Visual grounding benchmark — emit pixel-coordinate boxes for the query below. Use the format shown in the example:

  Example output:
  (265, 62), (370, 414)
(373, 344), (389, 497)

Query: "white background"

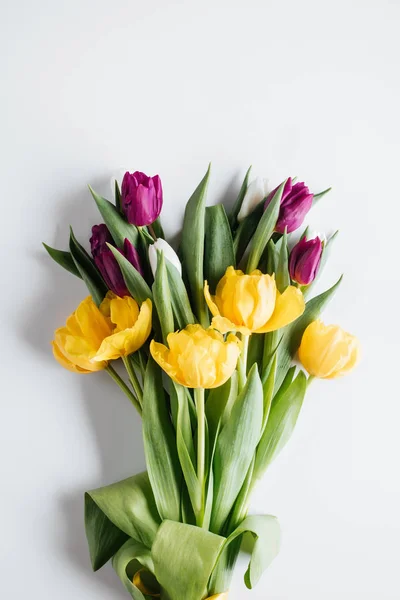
(1, 1), (399, 598)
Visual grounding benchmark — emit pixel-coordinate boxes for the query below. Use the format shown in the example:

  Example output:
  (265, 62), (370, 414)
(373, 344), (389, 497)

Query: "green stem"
(122, 356), (144, 407)
(106, 365), (142, 416)
(238, 334), (250, 391)
(194, 387), (205, 527)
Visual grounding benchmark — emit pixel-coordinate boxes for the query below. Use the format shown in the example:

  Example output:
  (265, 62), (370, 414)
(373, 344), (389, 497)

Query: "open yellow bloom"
(52, 296), (113, 373)
(150, 324), (241, 389)
(299, 320), (360, 379)
(92, 293), (152, 362)
(204, 266), (305, 334)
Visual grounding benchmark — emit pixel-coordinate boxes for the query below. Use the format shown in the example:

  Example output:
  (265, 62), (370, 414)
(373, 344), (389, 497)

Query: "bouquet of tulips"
(44, 166), (360, 600)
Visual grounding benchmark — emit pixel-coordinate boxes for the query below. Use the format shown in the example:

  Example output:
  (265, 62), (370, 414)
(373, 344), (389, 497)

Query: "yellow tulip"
(150, 324), (241, 389)
(52, 296), (113, 373)
(92, 293), (152, 362)
(204, 266), (305, 335)
(298, 320), (360, 379)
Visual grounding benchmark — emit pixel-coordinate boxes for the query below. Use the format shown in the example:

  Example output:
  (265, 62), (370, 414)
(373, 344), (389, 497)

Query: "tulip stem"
(122, 356), (144, 407)
(106, 365), (142, 416)
(194, 387), (205, 527)
(238, 334), (250, 390)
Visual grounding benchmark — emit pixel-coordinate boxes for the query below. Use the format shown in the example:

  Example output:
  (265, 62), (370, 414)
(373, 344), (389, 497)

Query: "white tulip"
(149, 238), (182, 277)
(237, 177), (270, 223)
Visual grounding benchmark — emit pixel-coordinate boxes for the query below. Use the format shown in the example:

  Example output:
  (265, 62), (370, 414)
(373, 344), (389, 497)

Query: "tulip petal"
(52, 341), (92, 373)
(204, 281), (221, 318)
(93, 299), (152, 361)
(255, 286), (305, 333)
(109, 295), (140, 332)
(211, 316), (251, 335)
(150, 340), (183, 384)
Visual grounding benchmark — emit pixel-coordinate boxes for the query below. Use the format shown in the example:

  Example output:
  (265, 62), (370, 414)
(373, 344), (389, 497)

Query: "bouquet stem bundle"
(44, 166), (359, 599)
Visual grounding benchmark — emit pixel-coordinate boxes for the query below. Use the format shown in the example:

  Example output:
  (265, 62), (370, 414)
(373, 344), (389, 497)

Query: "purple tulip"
(289, 235), (323, 285)
(265, 177), (313, 233)
(90, 224), (143, 297)
(121, 171), (163, 226)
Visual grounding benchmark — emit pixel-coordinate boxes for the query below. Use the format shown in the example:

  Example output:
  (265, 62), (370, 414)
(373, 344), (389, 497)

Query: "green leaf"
(85, 472), (161, 571)
(152, 520), (225, 600)
(275, 275), (343, 390)
(246, 180), (286, 273)
(206, 372), (238, 446)
(204, 204), (235, 292)
(166, 260), (196, 328)
(143, 358), (182, 522)
(304, 230), (339, 298)
(108, 244), (153, 304)
(42, 243), (82, 279)
(265, 239), (279, 275)
(247, 331), (265, 373)
(254, 371), (307, 479)
(69, 227), (108, 306)
(152, 251), (174, 342)
(112, 538), (155, 600)
(180, 165), (211, 327)
(312, 186), (332, 206)
(151, 217), (165, 239)
(211, 365), (263, 533)
(261, 354), (277, 435)
(233, 203), (263, 265)
(89, 185), (139, 248)
(229, 165), (252, 229)
(114, 179), (122, 212)
(275, 230), (290, 292)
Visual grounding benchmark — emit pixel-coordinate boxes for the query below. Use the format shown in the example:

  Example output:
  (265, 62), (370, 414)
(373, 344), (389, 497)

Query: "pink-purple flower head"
(265, 177), (313, 234)
(90, 224), (143, 297)
(121, 171), (163, 227)
(289, 234), (323, 286)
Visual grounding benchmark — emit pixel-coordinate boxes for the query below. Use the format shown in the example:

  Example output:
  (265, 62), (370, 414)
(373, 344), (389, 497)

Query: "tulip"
(265, 177), (313, 233)
(204, 266), (305, 335)
(149, 238), (182, 276)
(150, 324), (241, 389)
(298, 320), (360, 379)
(121, 171), (163, 226)
(289, 235), (323, 285)
(237, 177), (270, 222)
(52, 296), (113, 373)
(90, 224), (143, 297)
(92, 293), (152, 362)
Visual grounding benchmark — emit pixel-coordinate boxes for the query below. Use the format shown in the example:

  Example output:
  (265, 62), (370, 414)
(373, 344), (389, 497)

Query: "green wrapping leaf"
(42, 243), (82, 278)
(233, 203), (263, 264)
(89, 185), (139, 248)
(112, 538), (155, 600)
(204, 204), (235, 292)
(304, 230), (339, 298)
(206, 372), (238, 445)
(261, 354), (277, 435)
(275, 230), (290, 292)
(264, 239), (279, 276)
(312, 186), (332, 206)
(114, 179), (122, 212)
(166, 260), (196, 328)
(108, 244), (153, 304)
(229, 165), (252, 229)
(152, 520), (225, 600)
(69, 227), (108, 306)
(211, 365), (263, 534)
(247, 333), (265, 374)
(143, 358), (182, 522)
(180, 165), (211, 327)
(152, 251), (174, 342)
(151, 217), (165, 239)
(246, 180), (285, 273)
(254, 371), (307, 479)
(275, 275), (343, 389)
(85, 472), (161, 571)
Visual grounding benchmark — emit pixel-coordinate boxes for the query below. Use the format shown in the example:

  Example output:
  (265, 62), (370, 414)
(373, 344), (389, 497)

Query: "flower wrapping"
(44, 166), (359, 599)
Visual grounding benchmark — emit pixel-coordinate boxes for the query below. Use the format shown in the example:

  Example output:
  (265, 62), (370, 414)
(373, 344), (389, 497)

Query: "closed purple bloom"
(121, 171), (163, 226)
(289, 235), (323, 285)
(265, 177), (313, 233)
(90, 225), (143, 297)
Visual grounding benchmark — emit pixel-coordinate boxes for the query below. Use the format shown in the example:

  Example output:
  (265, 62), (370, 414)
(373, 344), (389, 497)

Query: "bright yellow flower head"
(52, 296), (113, 373)
(204, 266), (305, 335)
(150, 324), (241, 389)
(298, 320), (360, 379)
(92, 292), (152, 362)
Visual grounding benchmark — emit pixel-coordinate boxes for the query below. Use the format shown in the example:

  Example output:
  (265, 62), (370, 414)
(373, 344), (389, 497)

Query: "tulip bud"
(121, 171), (163, 226)
(149, 238), (182, 277)
(289, 235), (323, 285)
(265, 177), (313, 233)
(90, 225), (143, 297)
(237, 177), (270, 222)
